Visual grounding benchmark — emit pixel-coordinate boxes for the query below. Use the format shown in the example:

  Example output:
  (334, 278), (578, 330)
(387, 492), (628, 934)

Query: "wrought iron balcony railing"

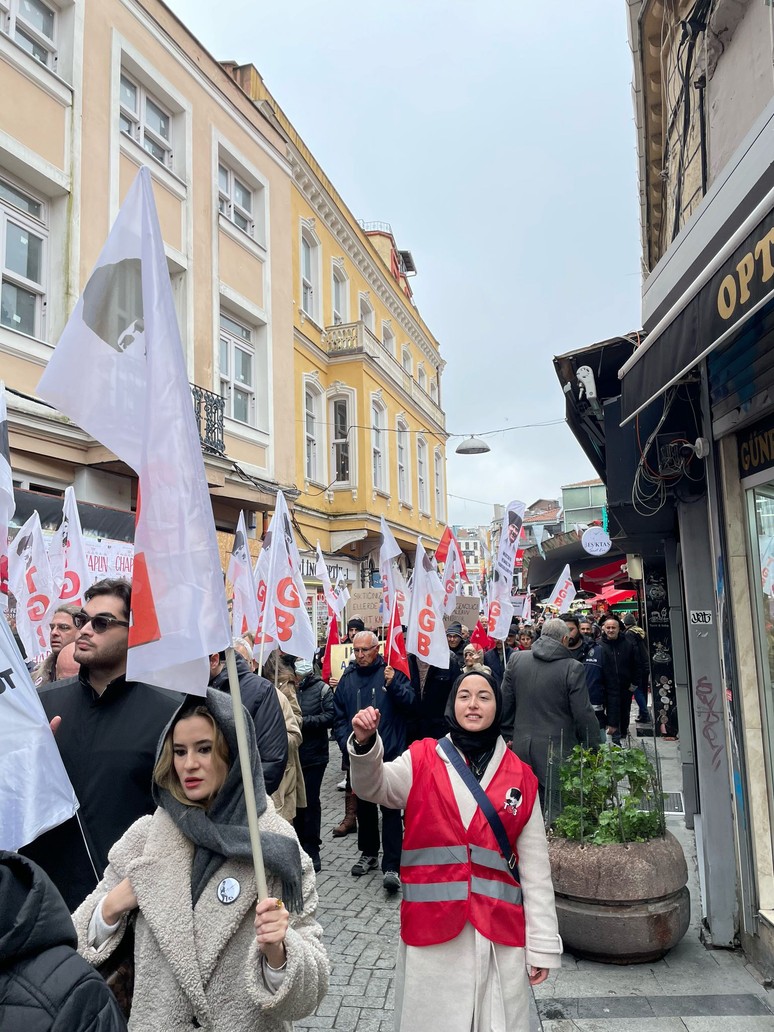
(191, 383), (226, 456)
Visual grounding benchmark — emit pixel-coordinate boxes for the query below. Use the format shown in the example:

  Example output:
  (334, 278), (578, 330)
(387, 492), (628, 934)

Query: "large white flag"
(545, 564), (576, 609)
(393, 564), (411, 624)
(488, 499), (526, 640)
(316, 544), (346, 616)
(8, 511), (55, 659)
(227, 511), (260, 640)
(0, 383), (14, 611)
(0, 614), (79, 849)
(254, 492), (316, 660)
(405, 538), (449, 669)
(48, 486), (91, 607)
(440, 540), (460, 617)
(379, 517), (402, 624)
(36, 167), (230, 694)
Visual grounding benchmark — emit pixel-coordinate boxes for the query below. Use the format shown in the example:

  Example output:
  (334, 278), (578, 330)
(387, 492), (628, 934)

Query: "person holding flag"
(71, 688), (329, 1029)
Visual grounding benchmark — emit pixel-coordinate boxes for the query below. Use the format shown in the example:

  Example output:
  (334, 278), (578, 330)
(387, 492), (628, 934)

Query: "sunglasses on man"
(72, 611), (130, 633)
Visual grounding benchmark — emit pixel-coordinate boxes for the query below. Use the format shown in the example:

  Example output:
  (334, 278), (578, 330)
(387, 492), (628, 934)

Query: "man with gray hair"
(501, 617), (599, 820)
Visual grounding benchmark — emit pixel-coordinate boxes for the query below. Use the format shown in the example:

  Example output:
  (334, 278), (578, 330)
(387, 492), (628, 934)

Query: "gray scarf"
(152, 688), (303, 910)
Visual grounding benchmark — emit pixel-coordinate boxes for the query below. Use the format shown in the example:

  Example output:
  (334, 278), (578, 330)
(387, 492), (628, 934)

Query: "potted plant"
(547, 743), (690, 964)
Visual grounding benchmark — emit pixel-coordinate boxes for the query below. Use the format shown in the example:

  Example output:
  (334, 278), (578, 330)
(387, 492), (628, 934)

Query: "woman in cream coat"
(349, 670), (562, 1032)
(72, 689), (329, 1031)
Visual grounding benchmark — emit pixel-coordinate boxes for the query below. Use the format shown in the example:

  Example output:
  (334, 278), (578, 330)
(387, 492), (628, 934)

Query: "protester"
(23, 579), (181, 911)
(328, 617), (365, 689)
(293, 659), (335, 872)
(559, 612), (591, 663)
(333, 631), (415, 893)
(462, 643), (490, 675)
(484, 637), (513, 688)
(501, 618), (599, 820)
(71, 688), (328, 1029)
(55, 640), (80, 679)
(32, 604), (81, 686)
(445, 622), (466, 660)
(599, 614), (645, 743)
(406, 649), (461, 742)
(623, 613), (651, 722)
(348, 671), (562, 1031)
(517, 628), (534, 651)
(208, 649), (288, 795)
(0, 850), (127, 1032)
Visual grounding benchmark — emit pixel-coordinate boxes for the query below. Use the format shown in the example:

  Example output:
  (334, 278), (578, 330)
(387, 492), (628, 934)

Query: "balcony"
(322, 320), (446, 429)
(191, 383), (225, 456)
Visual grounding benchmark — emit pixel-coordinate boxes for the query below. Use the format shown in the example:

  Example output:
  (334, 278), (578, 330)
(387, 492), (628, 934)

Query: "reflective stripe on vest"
(402, 845), (468, 866)
(470, 843), (512, 875)
(403, 875), (522, 905)
(472, 875), (522, 905)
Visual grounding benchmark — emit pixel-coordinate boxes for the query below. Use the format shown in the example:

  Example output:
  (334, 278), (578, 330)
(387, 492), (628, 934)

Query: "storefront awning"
(619, 184), (774, 425)
(578, 558), (629, 591)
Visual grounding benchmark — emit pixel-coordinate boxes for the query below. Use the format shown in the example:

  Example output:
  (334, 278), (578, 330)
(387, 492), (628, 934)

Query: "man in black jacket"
(0, 851), (127, 1032)
(333, 631), (415, 892)
(23, 579), (181, 911)
(407, 650), (461, 740)
(293, 660), (335, 872)
(208, 651), (287, 794)
(599, 614), (645, 743)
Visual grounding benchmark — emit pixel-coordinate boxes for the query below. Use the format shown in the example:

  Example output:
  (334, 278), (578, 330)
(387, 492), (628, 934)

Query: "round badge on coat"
(216, 877), (241, 904)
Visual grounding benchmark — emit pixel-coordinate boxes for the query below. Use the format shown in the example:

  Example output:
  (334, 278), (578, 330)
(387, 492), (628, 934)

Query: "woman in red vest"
(349, 670), (562, 1032)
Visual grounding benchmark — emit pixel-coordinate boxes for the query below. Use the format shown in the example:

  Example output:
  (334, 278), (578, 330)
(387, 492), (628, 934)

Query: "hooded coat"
(0, 851), (127, 1032)
(71, 690), (329, 1032)
(500, 634), (599, 800)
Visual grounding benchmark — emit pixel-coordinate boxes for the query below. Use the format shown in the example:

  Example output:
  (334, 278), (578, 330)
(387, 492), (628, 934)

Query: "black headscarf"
(152, 688), (303, 911)
(444, 670), (503, 779)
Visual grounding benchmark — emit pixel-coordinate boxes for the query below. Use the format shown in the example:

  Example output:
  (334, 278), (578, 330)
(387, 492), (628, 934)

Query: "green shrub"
(552, 744), (665, 844)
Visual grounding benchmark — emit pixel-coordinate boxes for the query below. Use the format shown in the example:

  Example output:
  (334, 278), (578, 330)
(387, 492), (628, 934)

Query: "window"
(0, 175), (46, 338)
(382, 323), (394, 355)
(430, 380), (438, 403)
(300, 226), (320, 321)
(417, 437), (428, 513)
(359, 294), (374, 332)
(372, 399), (387, 492)
(4, 0), (57, 68)
(418, 365), (427, 393)
(119, 72), (172, 168)
(397, 419), (410, 504)
(304, 383), (324, 483)
(331, 396), (351, 484)
(434, 448), (445, 521)
(219, 312), (255, 425)
(332, 264), (347, 325)
(218, 163), (254, 237)
(402, 346), (412, 375)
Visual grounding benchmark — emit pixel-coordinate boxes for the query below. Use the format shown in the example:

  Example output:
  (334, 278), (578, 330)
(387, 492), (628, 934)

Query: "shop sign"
(738, 412), (774, 479)
(581, 527), (612, 556)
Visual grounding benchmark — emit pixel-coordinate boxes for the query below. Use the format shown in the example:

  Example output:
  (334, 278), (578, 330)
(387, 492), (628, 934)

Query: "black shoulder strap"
(438, 738), (521, 884)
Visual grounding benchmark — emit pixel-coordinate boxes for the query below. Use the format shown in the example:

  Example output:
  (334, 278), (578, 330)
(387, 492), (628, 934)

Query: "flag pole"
(385, 593), (398, 668)
(224, 645), (269, 899)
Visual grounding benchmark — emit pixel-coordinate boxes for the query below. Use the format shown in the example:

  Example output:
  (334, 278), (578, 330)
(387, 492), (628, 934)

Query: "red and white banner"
(379, 517), (402, 627)
(405, 538), (449, 669)
(545, 564), (576, 610)
(253, 492), (315, 660)
(227, 511), (260, 640)
(8, 511), (55, 660)
(37, 167), (230, 694)
(0, 383), (14, 611)
(435, 526), (470, 582)
(385, 597), (410, 677)
(441, 540), (460, 616)
(320, 606), (341, 683)
(393, 565), (411, 624)
(48, 486), (90, 608)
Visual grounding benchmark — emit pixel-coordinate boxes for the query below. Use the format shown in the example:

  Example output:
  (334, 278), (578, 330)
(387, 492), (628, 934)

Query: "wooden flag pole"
(224, 645), (269, 899)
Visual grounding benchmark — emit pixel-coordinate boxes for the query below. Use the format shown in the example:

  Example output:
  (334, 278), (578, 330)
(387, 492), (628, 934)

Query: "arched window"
(300, 224), (320, 322)
(332, 262), (348, 325)
(417, 437), (429, 513)
(303, 379), (325, 484)
(397, 418), (410, 504)
(434, 448), (445, 521)
(371, 396), (388, 492)
(359, 293), (375, 333)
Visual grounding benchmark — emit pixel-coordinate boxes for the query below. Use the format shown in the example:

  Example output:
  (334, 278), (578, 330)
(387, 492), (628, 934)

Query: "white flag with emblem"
(545, 564), (576, 610)
(405, 538), (449, 669)
(48, 486), (91, 608)
(227, 511), (260, 640)
(8, 511), (55, 660)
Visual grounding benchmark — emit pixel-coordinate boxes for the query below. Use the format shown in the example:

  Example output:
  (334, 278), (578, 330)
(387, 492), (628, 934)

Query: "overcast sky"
(168, 1), (642, 528)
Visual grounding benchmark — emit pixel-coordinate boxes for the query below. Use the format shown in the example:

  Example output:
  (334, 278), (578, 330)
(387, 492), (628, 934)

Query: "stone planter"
(548, 831), (690, 963)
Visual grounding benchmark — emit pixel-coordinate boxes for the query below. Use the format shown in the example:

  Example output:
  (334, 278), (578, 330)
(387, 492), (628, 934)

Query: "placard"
(347, 588), (383, 624)
(329, 641), (385, 680)
(443, 595), (480, 631)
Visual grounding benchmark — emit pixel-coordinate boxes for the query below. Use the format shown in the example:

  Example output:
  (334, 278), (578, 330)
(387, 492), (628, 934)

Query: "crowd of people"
(1, 576), (653, 1031)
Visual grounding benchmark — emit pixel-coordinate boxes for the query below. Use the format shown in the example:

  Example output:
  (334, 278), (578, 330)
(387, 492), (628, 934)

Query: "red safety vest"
(400, 739), (538, 947)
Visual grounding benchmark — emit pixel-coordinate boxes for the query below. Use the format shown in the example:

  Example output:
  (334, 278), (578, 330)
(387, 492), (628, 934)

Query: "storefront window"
(746, 483), (774, 768)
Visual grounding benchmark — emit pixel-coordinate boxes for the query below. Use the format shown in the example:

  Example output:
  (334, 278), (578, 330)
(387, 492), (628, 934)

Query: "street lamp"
(455, 435), (491, 455)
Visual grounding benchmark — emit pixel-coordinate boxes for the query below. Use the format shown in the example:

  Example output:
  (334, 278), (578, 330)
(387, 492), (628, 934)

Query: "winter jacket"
(0, 851), (127, 1032)
(210, 655), (287, 795)
(296, 673), (334, 767)
(483, 645), (512, 688)
(23, 673), (181, 911)
(625, 626), (650, 692)
(501, 635), (599, 796)
(600, 633), (643, 701)
(72, 809), (329, 1032)
(583, 642), (620, 727)
(406, 652), (461, 742)
(333, 654), (415, 761)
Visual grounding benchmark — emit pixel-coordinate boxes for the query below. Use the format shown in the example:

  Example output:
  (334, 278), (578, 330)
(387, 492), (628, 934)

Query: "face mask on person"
(295, 659), (313, 677)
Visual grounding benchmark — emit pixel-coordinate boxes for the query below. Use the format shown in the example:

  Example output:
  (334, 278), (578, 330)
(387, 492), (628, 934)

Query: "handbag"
(96, 909), (137, 1020)
(438, 738), (522, 884)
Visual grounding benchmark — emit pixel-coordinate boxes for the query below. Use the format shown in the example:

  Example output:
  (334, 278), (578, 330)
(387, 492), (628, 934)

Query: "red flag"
(471, 620), (494, 652)
(435, 526), (469, 581)
(385, 600), (410, 678)
(321, 609), (341, 683)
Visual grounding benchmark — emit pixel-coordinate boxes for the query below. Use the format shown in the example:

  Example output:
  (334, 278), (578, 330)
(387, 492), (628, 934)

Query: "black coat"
(333, 655), (416, 761)
(407, 652), (461, 741)
(600, 633), (643, 697)
(0, 851), (127, 1032)
(23, 673), (180, 911)
(483, 645), (512, 687)
(296, 672), (335, 767)
(210, 654), (287, 795)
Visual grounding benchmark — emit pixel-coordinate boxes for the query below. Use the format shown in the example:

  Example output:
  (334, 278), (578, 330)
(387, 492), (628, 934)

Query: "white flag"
(488, 573), (514, 641)
(37, 167), (230, 694)
(0, 614), (79, 849)
(8, 512), (55, 660)
(333, 573), (350, 611)
(227, 511), (260, 640)
(252, 543), (277, 663)
(440, 541), (460, 617)
(494, 500), (526, 580)
(48, 486), (91, 607)
(254, 492), (316, 660)
(522, 585), (532, 624)
(393, 565), (411, 624)
(405, 538), (449, 669)
(316, 544), (346, 616)
(0, 383), (14, 611)
(546, 564), (576, 610)
(379, 517), (402, 625)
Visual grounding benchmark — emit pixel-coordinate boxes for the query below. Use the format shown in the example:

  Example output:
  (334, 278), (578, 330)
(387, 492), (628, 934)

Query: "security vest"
(400, 738), (538, 947)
